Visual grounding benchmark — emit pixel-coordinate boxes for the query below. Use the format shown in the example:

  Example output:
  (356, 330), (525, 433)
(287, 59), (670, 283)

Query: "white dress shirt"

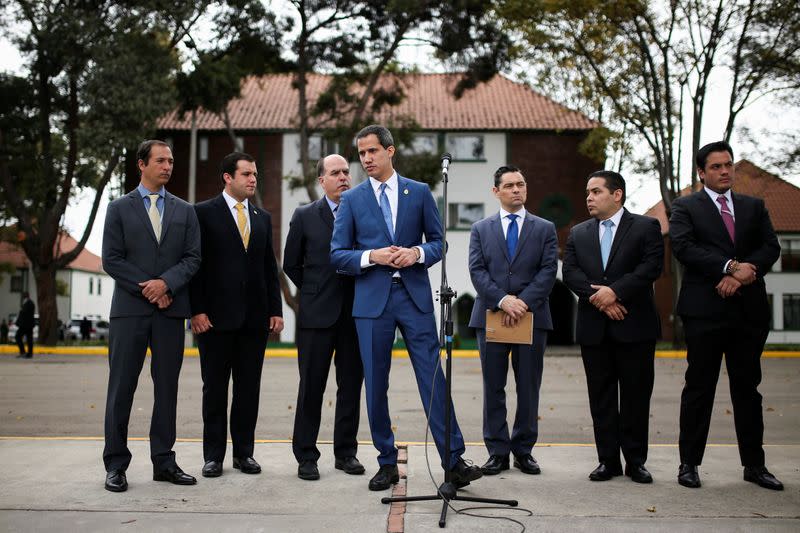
(222, 190), (250, 236)
(360, 172), (425, 269)
(703, 186), (736, 272)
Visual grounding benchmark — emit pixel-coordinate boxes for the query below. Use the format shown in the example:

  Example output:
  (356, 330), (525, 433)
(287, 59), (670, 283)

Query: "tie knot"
(717, 195), (728, 206)
(602, 219), (614, 228)
(235, 202), (244, 212)
(148, 193), (159, 202)
(507, 213), (518, 221)
(379, 183), (388, 193)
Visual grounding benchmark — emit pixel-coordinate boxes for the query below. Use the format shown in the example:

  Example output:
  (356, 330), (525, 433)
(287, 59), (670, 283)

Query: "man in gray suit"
(101, 139), (201, 492)
(468, 165), (558, 476)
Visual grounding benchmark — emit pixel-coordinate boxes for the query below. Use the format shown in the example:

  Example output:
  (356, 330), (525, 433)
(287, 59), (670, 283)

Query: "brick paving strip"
(386, 445), (408, 533)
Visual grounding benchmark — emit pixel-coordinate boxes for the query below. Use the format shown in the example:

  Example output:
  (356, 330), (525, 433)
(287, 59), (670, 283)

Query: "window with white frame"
(780, 238), (800, 272)
(448, 203), (485, 230)
(446, 134), (485, 161)
(784, 294), (800, 330)
(408, 134), (437, 155)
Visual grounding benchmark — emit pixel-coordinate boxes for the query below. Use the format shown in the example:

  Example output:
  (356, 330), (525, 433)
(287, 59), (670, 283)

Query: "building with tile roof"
(0, 233), (115, 329)
(128, 72), (604, 344)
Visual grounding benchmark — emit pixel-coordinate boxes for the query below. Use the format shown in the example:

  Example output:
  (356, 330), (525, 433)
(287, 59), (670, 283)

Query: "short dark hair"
(493, 165), (523, 187)
(220, 151), (256, 182)
(696, 141), (734, 170)
(589, 170), (626, 205)
(355, 124), (394, 149)
(22, 291), (29, 299)
(136, 139), (170, 166)
(316, 157), (327, 178)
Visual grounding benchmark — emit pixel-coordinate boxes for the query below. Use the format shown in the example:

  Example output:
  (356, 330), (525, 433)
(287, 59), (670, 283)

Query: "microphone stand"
(381, 155), (517, 528)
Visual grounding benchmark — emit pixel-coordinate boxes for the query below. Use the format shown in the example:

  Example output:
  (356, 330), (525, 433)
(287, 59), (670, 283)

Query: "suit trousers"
(292, 311), (363, 462)
(355, 282), (465, 469)
(580, 340), (655, 467)
(476, 328), (546, 458)
(103, 314), (185, 472)
(16, 328), (33, 355)
(679, 319), (767, 467)
(198, 327), (268, 461)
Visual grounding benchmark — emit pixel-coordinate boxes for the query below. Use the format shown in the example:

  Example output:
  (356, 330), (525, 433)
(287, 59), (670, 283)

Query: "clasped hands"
(139, 279), (171, 309)
(716, 262), (757, 298)
(370, 246), (420, 269)
(499, 295), (528, 327)
(589, 284), (627, 321)
(191, 315), (284, 334)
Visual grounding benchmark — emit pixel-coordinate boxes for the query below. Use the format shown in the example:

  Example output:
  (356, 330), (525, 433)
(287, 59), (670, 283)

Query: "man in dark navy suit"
(468, 165), (558, 477)
(563, 171), (663, 484)
(670, 141), (783, 490)
(190, 151), (284, 479)
(331, 125), (482, 491)
(284, 154), (364, 481)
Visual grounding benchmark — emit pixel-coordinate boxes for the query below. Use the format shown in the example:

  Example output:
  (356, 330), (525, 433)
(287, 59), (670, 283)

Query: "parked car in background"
(65, 317), (110, 341)
(8, 314), (39, 342)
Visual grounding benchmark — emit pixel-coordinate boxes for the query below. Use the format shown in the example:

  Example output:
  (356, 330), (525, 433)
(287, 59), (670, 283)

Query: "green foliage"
(55, 278), (69, 297)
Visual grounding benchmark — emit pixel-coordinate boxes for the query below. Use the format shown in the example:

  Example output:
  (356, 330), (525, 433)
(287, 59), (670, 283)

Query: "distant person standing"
(15, 292), (35, 358)
(80, 316), (92, 341)
(1, 318), (9, 344)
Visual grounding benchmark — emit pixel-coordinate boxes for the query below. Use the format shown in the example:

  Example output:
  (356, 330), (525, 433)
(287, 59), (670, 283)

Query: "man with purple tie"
(670, 141), (783, 491)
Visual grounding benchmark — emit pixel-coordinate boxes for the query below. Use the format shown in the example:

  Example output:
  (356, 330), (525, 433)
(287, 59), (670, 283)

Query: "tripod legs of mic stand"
(382, 483), (518, 528)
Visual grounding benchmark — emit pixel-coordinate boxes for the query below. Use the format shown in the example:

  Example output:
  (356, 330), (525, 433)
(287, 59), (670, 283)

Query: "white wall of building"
(765, 235), (800, 343)
(68, 270), (115, 320)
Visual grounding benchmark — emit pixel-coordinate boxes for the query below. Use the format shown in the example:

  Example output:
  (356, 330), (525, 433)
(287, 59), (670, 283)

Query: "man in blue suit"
(468, 165), (558, 477)
(331, 125), (482, 491)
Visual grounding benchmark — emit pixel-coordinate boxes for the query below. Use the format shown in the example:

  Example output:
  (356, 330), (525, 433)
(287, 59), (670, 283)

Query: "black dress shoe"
(202, 460), (222, 478)
(625, 464), (653, 484)
(678, 463), (701, 488)
(298, 460), (320, 480)
(233, 456), (261, 474)
(513, 454), (541, 475)
(481, 455), (510, 475)
(744, 466), (784, 491)
(105, 470), (127, 492)
(450, 458), (483, 488)
(368, 464), (399, 491)
(16, 354), (32, 359)
(153, 465), (197, 485)
(589, 462), (623, 481)
(335, 456), (366, 475)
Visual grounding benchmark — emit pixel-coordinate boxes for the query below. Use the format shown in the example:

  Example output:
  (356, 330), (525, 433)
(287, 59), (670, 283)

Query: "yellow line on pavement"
(2, 346), (799, 358)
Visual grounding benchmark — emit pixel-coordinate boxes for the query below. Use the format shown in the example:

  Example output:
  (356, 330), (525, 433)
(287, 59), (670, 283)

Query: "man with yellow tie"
(190, 151), (284, 478)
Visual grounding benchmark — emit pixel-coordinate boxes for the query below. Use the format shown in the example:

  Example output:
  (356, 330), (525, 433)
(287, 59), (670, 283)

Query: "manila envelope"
(485, 310), (533, 344)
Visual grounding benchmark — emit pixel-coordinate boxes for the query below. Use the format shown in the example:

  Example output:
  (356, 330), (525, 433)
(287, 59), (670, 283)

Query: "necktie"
(506, 214), (519, 258)
(379, 183), (394, 240)
(717, 196), (735, 242)
(147, 194), (161, 243)
(332, 205), (338, 219)
(601, 219), (615, 269)
(235, 202), (250, 248)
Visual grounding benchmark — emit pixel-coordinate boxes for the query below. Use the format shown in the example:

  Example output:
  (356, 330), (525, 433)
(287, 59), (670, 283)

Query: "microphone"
(441, 152), (452, 175)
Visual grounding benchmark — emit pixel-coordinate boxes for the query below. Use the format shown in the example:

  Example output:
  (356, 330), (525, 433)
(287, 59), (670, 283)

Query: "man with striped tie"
(670, 141), (783, 491)
(190, 151), (283, 479)
(562, 170), (663, 484)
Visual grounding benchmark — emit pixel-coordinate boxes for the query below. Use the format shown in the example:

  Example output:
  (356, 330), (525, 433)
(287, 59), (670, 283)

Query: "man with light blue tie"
(330, 125), (483, 491)
(562, 170), (663, 484)
(468, 165), (558, 477)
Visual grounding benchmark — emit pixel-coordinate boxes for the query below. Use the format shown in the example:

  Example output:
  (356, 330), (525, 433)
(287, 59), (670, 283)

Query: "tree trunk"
(34, 264), (59, 346)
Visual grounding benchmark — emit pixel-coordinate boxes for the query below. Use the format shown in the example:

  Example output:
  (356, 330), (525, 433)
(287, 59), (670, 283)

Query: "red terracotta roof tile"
(644, 160), (800, 234)
(0, 233), (104, 273)
(158, 73), (598, 131)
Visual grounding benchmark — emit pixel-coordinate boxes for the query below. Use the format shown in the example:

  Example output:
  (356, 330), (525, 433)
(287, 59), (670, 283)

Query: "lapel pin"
(403, 189), (409, 195)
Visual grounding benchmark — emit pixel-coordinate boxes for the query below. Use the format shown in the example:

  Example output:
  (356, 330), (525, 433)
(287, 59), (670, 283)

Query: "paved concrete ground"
(0, 352), (798, 532)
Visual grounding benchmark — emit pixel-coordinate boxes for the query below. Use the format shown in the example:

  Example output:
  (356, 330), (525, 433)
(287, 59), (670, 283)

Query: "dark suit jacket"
(283, 197), (354, 329)
(330, 176), (442, 318)
(190, 194), (282, 331)
(102, 189), (201, 319)
(562, 209), (664, 345)
(467, 211), (558, 331)
(669, 190), (780, 329)
(17, 299), (35, 330)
